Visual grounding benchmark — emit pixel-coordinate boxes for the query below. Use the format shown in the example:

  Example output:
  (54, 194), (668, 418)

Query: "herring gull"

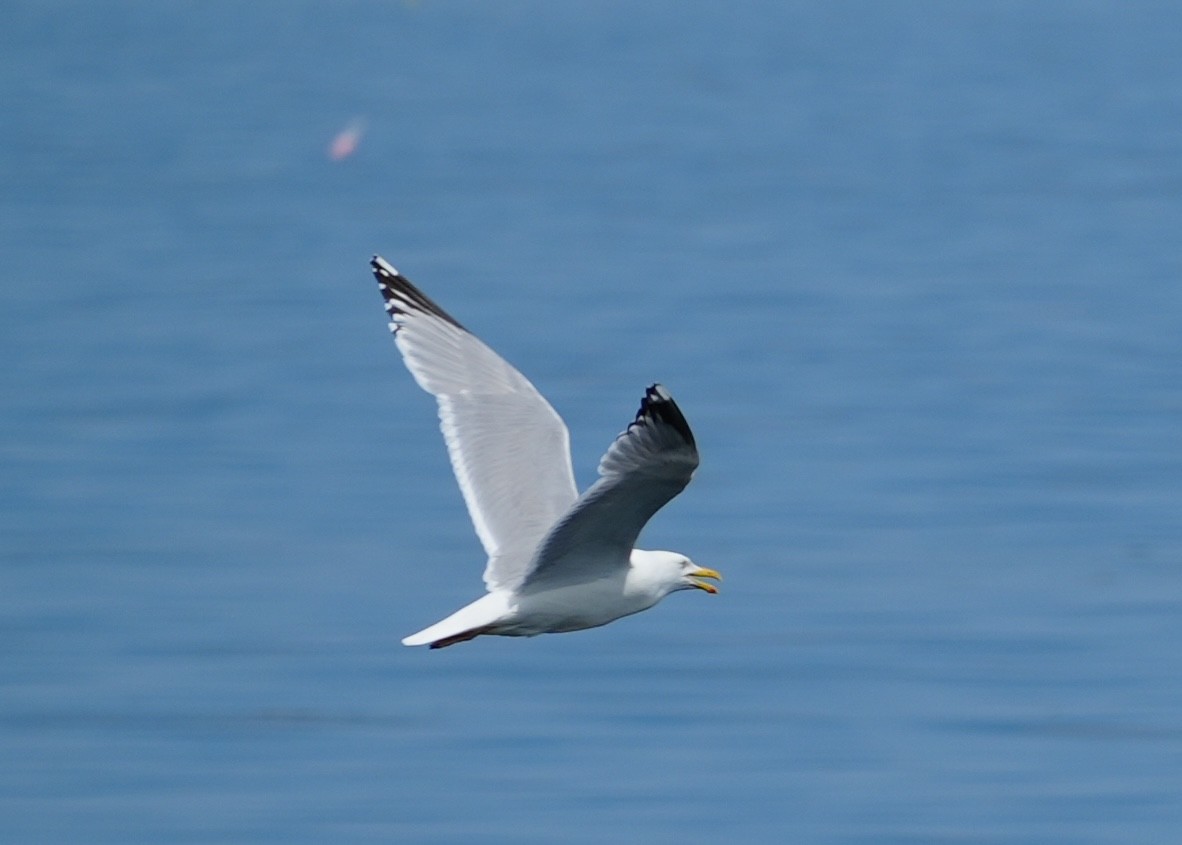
(370, 256), (719, 648)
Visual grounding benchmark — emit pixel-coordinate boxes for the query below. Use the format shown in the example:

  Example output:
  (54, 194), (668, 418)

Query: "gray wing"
(524, 384), (699, 586)
(371, 256), (579, 592)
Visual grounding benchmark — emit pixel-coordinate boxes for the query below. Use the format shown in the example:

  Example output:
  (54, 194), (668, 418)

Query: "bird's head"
(634, 550), (722, 597)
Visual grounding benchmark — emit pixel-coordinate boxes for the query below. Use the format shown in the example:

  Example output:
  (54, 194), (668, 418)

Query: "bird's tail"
(402, 593), (509, 649)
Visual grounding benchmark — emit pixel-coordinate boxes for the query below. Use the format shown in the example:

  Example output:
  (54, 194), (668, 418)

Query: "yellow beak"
(689, 567), (722, 594)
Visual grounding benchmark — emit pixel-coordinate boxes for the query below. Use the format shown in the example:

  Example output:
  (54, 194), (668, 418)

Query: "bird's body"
(402, 549), (703, 648)
(369, 255), (719, 648)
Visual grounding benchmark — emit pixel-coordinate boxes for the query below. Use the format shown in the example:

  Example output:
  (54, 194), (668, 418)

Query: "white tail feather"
(401, 592), (511, 647)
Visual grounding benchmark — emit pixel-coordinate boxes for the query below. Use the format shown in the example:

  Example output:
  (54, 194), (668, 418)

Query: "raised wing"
(524, 384), (698, 586)
(371, 256), (579, 591)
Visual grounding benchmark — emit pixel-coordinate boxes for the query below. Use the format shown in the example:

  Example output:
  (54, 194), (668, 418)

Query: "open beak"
(689, 567), (722, 594)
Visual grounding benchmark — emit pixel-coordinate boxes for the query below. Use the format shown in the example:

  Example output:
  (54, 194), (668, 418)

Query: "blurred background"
(3, 2), (1181, 842)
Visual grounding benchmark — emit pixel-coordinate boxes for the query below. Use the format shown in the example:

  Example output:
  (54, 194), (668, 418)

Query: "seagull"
(370, 255), (720, 649)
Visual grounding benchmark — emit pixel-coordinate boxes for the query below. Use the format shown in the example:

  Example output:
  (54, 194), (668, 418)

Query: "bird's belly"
(505, 580), (652, 636)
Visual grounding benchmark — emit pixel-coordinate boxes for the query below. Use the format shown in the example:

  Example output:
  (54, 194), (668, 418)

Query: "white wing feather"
(371, 256), (579, 591)
(524, 384), (698, 587)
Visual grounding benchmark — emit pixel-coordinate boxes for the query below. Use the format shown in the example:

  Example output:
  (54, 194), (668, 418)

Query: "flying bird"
(370, 256), (719, 648)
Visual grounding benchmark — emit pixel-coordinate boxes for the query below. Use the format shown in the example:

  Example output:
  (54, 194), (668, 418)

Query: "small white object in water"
(328, 118), (365, 161)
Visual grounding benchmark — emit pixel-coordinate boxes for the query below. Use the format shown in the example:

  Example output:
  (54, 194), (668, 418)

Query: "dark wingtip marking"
(369, 254), (466, 331)
(635, 383), (696, 448)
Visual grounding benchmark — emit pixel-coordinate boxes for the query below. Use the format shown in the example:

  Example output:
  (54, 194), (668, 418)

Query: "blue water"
(3, 3), (1181, 842)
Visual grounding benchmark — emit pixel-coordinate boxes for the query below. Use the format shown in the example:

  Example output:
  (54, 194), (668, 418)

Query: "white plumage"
(370, 255), (720, 648)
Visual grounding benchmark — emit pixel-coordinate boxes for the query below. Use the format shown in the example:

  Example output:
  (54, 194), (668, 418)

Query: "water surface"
(3, 3), (1181, 843)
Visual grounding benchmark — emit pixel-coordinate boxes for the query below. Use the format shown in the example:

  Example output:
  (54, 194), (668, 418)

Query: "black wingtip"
(368, 255), (466, 331)
(637, 383), (696, 448)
